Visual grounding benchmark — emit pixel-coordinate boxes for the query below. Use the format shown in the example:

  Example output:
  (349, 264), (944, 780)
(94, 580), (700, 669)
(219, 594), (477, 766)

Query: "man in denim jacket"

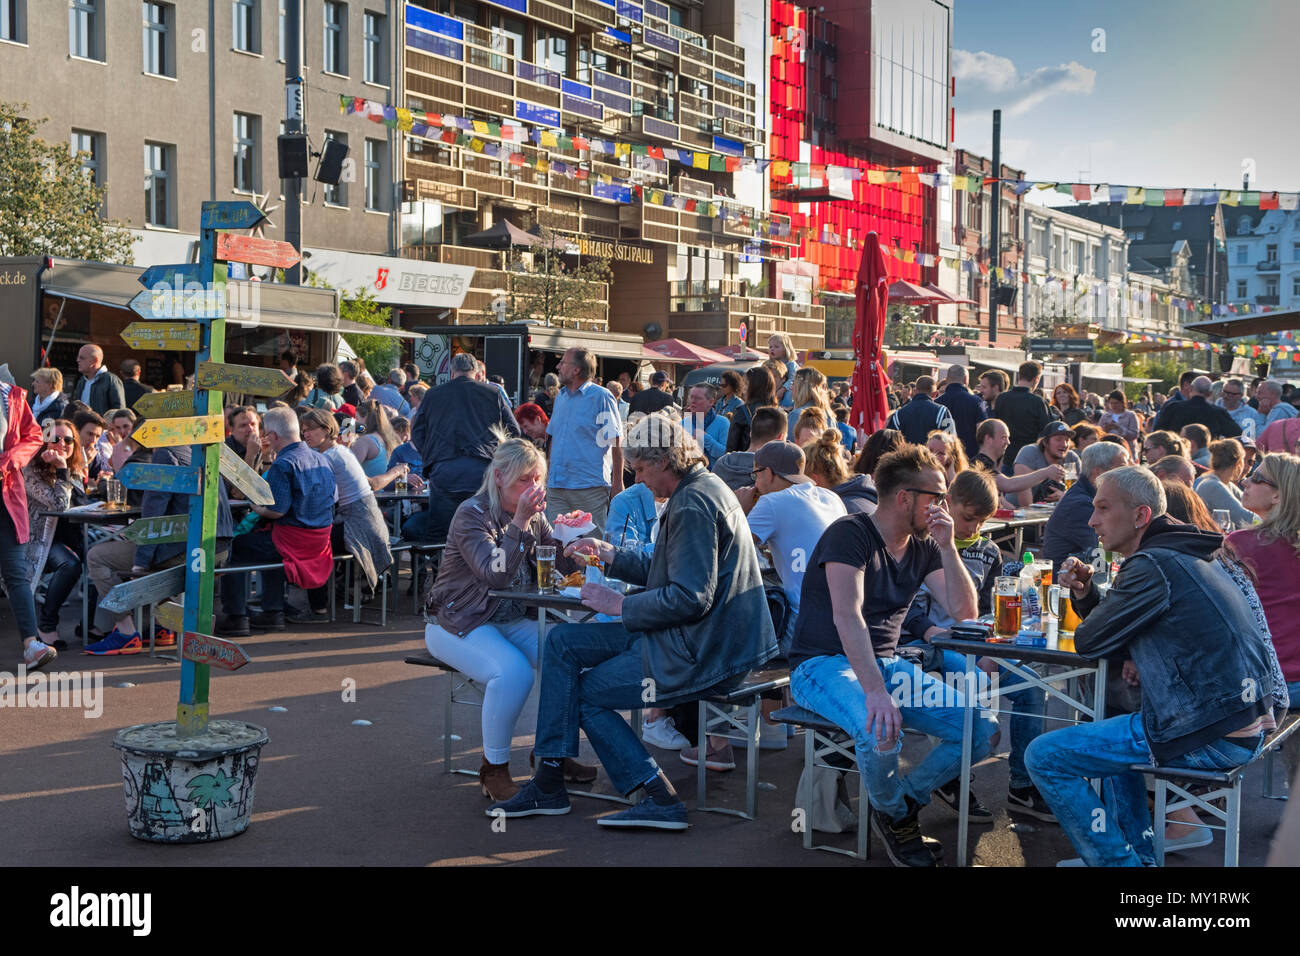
(1027, 465), (1280, 866)
(490, 415), (777, 829)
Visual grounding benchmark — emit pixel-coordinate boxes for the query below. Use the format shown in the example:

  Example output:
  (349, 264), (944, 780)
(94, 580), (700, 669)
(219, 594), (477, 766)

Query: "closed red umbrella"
(851, 232), (892, 438)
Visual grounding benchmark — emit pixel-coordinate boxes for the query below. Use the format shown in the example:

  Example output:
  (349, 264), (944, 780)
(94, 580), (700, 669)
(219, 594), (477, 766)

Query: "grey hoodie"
(711, 450), (755, 492)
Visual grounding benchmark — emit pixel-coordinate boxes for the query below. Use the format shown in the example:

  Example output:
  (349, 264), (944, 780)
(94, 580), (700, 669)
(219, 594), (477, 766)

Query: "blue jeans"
(0, 505), (38, 643)
(220, 529), (286, 616)
(791, 654), (998, 822)
(938, 649), (1046, 790)
(402, 487), (472, 544)
(38, 542), (83, 632)
(1288, 681), (1300, 709)
(1025, 712), (1264, 866)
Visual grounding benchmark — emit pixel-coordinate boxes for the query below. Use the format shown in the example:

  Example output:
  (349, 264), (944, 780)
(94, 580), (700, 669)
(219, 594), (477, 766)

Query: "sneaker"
(870, 799), (939, 868)
(153, 626), (177, 648)
(248, 610), (286, 631)
(23, 639), (57, 671)
(760, 717), (789, 751)
(286, 605), (328, 625)
(528, 751), (599, 784)
(596, 795), (689, 831)
(487, 779), (571, 818)
(642, 716), (690, 751)
(1056, 858), (1087, 867)
(1007, 785), (1057, 822)
(933, 778), (994, 823)
(679, 743), (736, 771)
(213, 615), (251, 638)
(84, 629), (143, 656)
(1164, 827), (1214, 852)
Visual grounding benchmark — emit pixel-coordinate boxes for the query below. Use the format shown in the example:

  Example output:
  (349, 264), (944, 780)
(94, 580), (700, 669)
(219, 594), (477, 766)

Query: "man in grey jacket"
(490, 415), (778, 829)
(70, 345), (125, 416)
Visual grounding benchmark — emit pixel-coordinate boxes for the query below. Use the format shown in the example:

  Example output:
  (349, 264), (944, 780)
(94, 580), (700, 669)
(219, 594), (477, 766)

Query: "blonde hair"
(791, 366), (829, 410)
(32, 367), (63, 391)
(927, 430), (969, 475)
(768, 332), (796, 364)
(803, 428), (849, 487)
(1252, 453), (1300, 554)
(479, 428), (548, 517)
(299, 407), (339, 441)
(794, 405), (829, 439)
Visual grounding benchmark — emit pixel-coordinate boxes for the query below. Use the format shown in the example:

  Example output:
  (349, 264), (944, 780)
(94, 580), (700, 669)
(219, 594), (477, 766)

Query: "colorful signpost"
(216, 232), (301, 270)
(132, 389), (196, 420)
(120, 321), (202, 351)
(122, 514), (189, 546)
(129, 288), (226, 321)
(200, 200), (266, 230)
(218, 443), (275, 506)
(117, 462), (203, 495)
(132, 415), (225, 449)
(155, 600), (185, 634)
(195, 361), (295, 396)
(99, 564), (188, 615)
(139, 263), (208, 290)
(181, 631), (251, 671)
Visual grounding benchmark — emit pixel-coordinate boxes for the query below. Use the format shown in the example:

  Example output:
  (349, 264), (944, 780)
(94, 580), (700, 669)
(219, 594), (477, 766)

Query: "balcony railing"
(1257, 259), (1281, 271)
(1256, 294), (1280, 306)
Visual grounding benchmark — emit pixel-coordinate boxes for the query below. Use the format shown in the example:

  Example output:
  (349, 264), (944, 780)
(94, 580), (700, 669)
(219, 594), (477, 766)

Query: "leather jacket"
(1073, 516), (1277, 762)
(608, 464), (777, 701)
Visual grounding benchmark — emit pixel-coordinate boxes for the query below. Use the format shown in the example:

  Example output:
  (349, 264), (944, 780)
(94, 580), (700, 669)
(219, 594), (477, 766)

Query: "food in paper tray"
(561, 570), (586, 589)
(552, 510), (596, 545)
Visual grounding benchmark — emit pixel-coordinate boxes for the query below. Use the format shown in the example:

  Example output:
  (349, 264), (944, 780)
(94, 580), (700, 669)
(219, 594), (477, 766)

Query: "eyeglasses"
(906, 487), (949, 504)
(749, 467), (768, 482)
(1222, 390), (1243, 397)
(1245, 472), (1277, 489)
(47, 436), (75, 445)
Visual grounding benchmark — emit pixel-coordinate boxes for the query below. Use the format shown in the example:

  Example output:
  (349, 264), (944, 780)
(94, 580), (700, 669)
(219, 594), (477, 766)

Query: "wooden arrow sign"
(120, 321), (201, 351)
(129, 288), (225, 321)
(117, 462), (202, 494)
(133, 389), (196, 420)
(201, 200), (266, 231)
(182, 631), (251, 671)
(122, 514), (189, 545)
(196, 361), (294, 396)
(216, 232), (300, 269)
(219, 443), (274, 506)
(155, 600), (185, 634)
(139, 263), (207, 290)
(100, 564), (186, 614)
(132, 415), (224, 448)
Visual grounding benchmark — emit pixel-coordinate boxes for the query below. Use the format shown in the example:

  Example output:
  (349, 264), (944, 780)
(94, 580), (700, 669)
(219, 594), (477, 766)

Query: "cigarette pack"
(1015, 630), (1046, 648)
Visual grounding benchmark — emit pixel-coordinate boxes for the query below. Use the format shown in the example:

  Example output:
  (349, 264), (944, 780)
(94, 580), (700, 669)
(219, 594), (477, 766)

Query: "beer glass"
(1212, 509), (1232, 533)
(994, 576), (1021, 637)
(104, 477), (125, 511)
(535, 545), (556, 593)
(1062, 462), (1078, 491)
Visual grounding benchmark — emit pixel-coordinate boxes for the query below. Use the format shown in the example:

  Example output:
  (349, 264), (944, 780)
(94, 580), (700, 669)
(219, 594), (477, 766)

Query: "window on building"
(324, 1), (346, 74)
(1266, 243), (1278, 263)
(1292, 276), (1300, 298)
(278, 0), (284, 60)
(142, 2), (173, 76)
(70, 129), (103, 184)
(1236, 245), (1248, 265)
(365, 138), (385, 211)
(1070, 239), (1085, 274)
(1030, 222), (1047, 258)
(69, 0), (101, 59)
(2, 0), (27, 43)
(144, 142), (174, 227)
(233, 0), (259, 54)
(322, 130), (347, 205)
(363, 11), (386, 84)
(233, 112), (259, 192)
(1265, 278), (1278, 297)
(535, 29), (569, 76)
(1238, 215), (1252, 236)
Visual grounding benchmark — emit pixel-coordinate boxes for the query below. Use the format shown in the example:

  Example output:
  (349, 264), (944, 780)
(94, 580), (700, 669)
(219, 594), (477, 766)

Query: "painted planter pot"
(113, 720), (269, 843)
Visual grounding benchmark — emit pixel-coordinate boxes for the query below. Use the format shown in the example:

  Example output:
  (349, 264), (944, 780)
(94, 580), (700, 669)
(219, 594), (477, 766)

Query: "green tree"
(0, 102), (133, 262)
(506, 228), (613, 327)
(304, 275), (399, 378)
(883, 308), (921, 348)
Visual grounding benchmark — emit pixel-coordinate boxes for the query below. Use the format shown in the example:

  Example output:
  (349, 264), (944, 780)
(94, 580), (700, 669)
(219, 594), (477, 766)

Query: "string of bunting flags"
(1117, 332), (1300, 361)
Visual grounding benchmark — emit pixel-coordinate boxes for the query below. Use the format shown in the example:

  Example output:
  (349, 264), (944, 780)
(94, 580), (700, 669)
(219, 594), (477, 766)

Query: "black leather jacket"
(609, 464), (777, 701)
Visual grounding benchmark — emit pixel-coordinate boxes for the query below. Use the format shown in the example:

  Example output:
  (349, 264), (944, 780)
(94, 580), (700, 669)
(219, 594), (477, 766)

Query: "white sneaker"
(642, 716), (689, 751)
(1056, 858), (1086, 867)
(23, 640), (57, 672)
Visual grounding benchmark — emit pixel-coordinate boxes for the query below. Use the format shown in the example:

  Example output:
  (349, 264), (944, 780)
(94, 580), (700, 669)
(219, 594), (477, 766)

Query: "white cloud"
(953, 49), (1096, 117)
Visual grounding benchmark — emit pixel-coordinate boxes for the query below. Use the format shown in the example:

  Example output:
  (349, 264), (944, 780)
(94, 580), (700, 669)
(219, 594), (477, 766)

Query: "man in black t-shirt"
(628, 371), (676, 416)
(789, 445), (998, 867)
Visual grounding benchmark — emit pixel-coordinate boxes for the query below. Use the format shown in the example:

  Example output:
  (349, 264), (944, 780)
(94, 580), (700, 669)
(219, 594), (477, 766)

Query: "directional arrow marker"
(117, 462), (203, 494)
(196, 361), (295, 397)
(201, 200), (267, 231)
(182, 631), (251, 671)
(216, 232), (301, 269)
(100, 565), (186, 615)
(133, 389), (196, 420)
(132, 415), (224, 448)
(155, 600), (187, 634)
(120, 321), (201, 351)
(219, 443), (274, 506)
(129, 288), (225, 321)
(139, 263), (207, 290)
(122, 514), (189, 545)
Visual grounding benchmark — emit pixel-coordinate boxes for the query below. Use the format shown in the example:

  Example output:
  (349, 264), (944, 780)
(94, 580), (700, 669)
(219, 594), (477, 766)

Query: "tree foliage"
(505, 228), (612, 327)
(883, 308), (921, 348)
(304, 275), (400, 378)
(0, 102), (134, 262)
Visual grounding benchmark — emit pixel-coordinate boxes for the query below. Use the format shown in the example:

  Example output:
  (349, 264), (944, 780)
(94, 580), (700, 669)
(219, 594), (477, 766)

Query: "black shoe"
(870, 798), (939, 868)
(248, 610), (287, 631)
(286, 605), (328, 625)
(1007, 785), (1058, 822)
(933, 778), (994, 823)
(213, 615), (251, 638)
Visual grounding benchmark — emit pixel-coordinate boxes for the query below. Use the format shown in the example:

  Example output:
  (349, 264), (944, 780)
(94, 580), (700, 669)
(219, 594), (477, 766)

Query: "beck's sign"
(303, 248), (474, 309)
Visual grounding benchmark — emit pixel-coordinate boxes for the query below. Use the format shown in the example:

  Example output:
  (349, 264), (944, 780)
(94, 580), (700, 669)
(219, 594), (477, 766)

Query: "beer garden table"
(981, 504), (1056, 555)
(38, 502), (143, 646)
(931, 634), (1109, 866)
(374, 488), (429, 537)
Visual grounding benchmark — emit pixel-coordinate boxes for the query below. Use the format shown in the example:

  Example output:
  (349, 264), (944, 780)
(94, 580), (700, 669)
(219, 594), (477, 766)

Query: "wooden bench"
(771, 705), (870, 860)
(1133, 714), (1300, 866)
(404, 652), (483, 778)
(694, 667), (790, 820)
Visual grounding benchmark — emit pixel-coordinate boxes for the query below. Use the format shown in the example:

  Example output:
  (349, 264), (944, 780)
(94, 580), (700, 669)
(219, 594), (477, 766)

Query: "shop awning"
(1183, 311), (1300, 340)
(522, 325), (650, 361)
(42, 258), (421, 339)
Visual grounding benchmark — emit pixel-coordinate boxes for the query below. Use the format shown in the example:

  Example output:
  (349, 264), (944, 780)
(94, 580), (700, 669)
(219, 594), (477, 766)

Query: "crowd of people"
(3, 336), (1297, 866)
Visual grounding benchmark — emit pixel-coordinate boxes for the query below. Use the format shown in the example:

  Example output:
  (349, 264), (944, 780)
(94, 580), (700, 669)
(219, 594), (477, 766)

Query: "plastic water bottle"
(1019, 552), (1042, 631)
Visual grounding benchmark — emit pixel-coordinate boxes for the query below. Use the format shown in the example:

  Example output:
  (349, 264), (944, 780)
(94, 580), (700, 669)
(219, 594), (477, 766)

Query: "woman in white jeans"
(424, 433), (596, 801)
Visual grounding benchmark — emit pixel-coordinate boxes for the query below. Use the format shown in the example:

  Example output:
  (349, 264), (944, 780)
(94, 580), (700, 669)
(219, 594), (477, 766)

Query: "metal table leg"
(957, 651), (975, 867)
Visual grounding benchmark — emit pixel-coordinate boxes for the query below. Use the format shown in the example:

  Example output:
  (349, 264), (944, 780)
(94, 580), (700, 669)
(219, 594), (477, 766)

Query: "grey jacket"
(609, 464), (777, 700)
(70, 370), (126, 417)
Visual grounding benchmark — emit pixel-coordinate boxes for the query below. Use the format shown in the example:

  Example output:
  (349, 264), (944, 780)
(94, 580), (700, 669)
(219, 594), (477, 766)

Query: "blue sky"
(951, 0), (1298, 200)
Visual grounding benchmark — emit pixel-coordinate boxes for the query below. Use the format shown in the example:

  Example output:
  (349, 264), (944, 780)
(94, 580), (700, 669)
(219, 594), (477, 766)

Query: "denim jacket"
(1072, 516), (1277, 762)
(608, 464), (777, 700)
(605, 483), (658, 556)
